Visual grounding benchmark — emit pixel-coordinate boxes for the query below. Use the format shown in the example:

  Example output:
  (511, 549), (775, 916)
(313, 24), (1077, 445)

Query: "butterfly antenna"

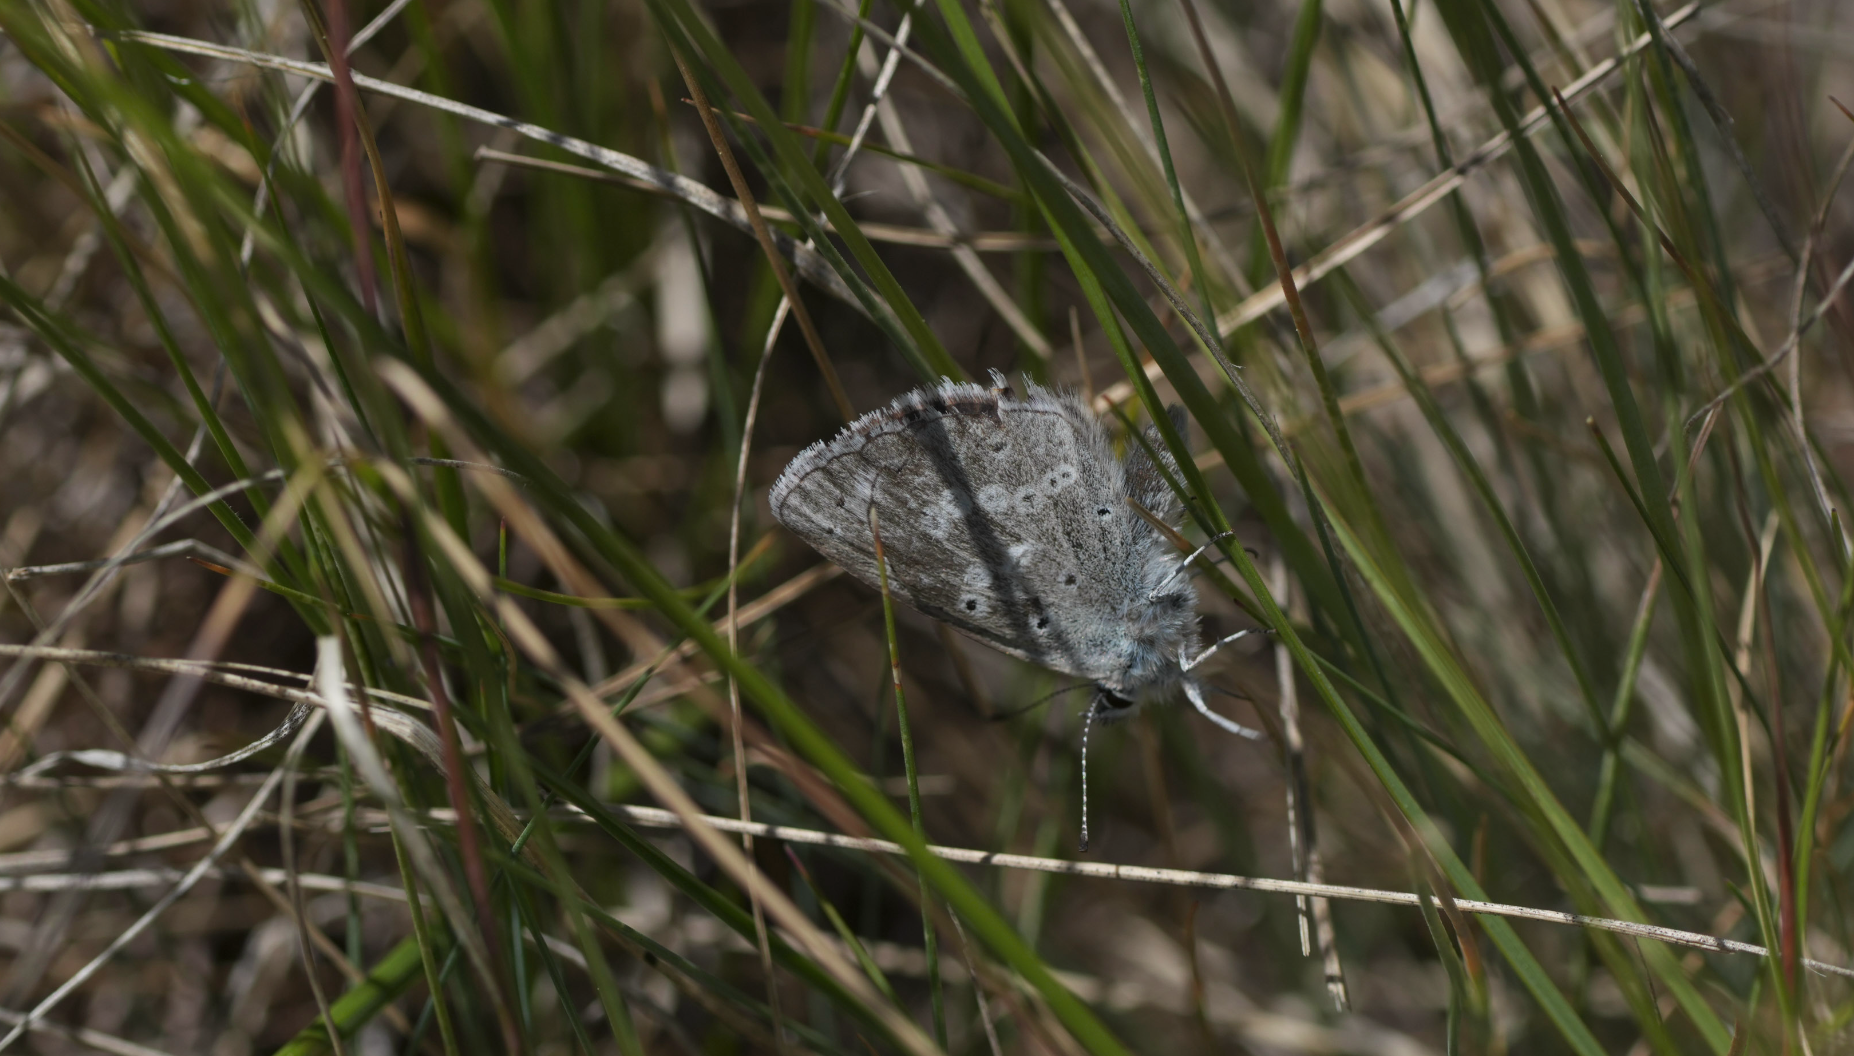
(1078, 697), (1102, 853)
(987, 682), (1091, 722)
(1183, 679), (1263, 740)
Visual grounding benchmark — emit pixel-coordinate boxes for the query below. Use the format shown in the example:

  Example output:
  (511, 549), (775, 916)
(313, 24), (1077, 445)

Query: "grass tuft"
(0, 0), (1851, 1051)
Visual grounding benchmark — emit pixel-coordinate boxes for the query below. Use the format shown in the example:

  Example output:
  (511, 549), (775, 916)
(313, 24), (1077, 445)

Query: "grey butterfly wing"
(1123, 404), (1187, 523)
(771, 382), (1146, 684)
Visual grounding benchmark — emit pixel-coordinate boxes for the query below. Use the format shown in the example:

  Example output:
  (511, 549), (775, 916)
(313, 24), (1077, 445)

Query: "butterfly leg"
(1180, 628), (1269, 672)
(1183, 679), (1262, 739)
(1149, 531), (1238, 599)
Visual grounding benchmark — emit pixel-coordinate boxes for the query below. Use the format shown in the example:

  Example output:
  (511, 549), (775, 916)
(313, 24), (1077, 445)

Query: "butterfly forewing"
(771, 382), (1147, 683)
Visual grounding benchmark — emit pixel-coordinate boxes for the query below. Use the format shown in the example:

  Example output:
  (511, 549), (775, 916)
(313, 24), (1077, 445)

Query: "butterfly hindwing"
(771, 380), (1153, 682)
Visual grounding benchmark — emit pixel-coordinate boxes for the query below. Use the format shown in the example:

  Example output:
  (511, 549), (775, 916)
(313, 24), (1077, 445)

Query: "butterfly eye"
(964, 598), (979, 612)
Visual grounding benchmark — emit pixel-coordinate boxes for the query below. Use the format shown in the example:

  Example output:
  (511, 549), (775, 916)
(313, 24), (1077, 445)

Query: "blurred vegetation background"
(0, 0), (1850, 1051)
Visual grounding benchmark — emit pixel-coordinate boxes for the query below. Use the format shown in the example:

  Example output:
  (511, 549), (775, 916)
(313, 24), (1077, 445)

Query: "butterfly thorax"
(1095, 575), (1199, 704)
